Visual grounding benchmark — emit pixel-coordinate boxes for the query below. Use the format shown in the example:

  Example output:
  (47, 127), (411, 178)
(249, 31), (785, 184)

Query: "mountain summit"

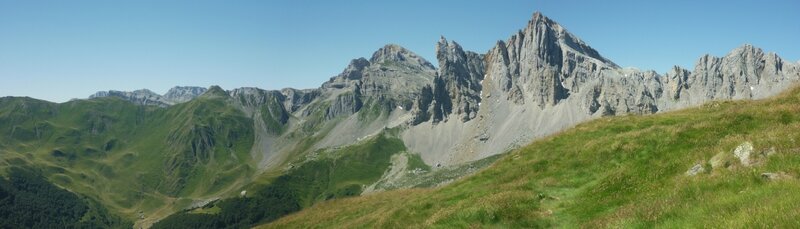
(370, 44), (436, 71)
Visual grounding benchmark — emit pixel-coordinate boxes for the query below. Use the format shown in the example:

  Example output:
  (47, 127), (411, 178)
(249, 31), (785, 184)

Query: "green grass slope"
(152, 133), (406, 228)
(0, 167), (130, 228)
(260, 87), (800, 228)
(0, 94), (256, 227)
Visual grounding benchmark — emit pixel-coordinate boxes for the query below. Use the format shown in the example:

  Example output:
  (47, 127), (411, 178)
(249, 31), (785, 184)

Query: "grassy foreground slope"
(261, 86), (800, 228)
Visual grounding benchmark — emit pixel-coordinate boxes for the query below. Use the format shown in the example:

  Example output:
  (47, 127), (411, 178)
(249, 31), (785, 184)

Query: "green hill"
(259, 87), (800, 228)
(0, 94), (257, 227)
(0, 167), (130, 228)
(152, 133), (406, 228)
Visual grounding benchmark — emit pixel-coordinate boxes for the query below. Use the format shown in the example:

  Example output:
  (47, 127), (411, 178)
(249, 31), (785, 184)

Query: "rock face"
(314, 44), (437, 123)
(480, 11), (670, 117)
(90, 86), (208, 107)
(164, 86), (208, 103)
(669, 44), (800, 104)
(89, 89), (173, 107)
(370, 44), (436, 71)
(326, 90), (363, 119)
(484, 12), (617, 109)
(412, 37), (485, 124)
(402, 12), (800, 167)
(476, 12), (799, 120)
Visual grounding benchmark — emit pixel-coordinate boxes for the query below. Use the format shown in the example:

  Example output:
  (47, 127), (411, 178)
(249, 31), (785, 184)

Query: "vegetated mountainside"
(152, 133), (407, 229)
(0, 88), (257, 228)
(260, 85), (800, 228)
(0, 167), (130, 228)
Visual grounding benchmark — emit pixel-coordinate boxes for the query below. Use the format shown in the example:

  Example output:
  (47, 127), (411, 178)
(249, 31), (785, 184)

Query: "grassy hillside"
(152, 133), (406, 228)
(0, 167), (130, 228)
(0, 94), (257, 227)
(260, 87), (800, 228)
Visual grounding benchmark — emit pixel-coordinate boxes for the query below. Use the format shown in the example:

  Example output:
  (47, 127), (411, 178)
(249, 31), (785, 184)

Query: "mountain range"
(92, 12), (799, 168)
(1, 11), (799, 228)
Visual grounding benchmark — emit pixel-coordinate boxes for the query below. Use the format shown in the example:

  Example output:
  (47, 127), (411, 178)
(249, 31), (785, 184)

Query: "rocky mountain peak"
(164, 86), (207, 103)
(418, 36), (485, 123)
(370, 44), (435, 71)
(339, 57), (371, 80)
(436, 37), (467, 67)
(526, 11), (615, 66)
(728, 44), (762, 56)
(89, 88), (172, 107)
(90, 86), (208, 107)
(484, 12), (619, 108)
(319, 44), (438, 120)
(724, 44), (767, 65)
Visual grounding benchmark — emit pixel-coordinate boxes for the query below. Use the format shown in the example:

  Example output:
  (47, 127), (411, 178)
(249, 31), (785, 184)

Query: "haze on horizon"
(1, 0), (798, 103)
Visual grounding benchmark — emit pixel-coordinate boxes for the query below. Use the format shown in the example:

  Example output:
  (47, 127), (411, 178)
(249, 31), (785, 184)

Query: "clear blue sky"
(1, 0), (798, 102)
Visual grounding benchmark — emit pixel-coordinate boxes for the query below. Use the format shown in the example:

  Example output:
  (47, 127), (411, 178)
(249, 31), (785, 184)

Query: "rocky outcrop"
(664, 66), (691, 100)
(369, 44), (436, 71)
(326, 90), (363, 119)
(479, 12), (799, 118)
(761, 172), (792, 181)
(280, 88), (320, 113)
(230, 87), (285, 109)
(435, 37), (485, 92)
(339, 58), (371, 80)
(429, 76), (453, 123)
(90, 86), (208, 107)
(685, 163), (705, 176)
(412, 37), (485, 123)
(403, 12), (800, 168)
(321, 44), (437, 119)
(733, 142), (755, 167)
(484, 12), (617, 109)
(590, 70), (663, 115)
(678, 44), (800, 103)
(89, 89), (172, 107)
(164, 86), (207, 103)
(411, 85), (434, 124)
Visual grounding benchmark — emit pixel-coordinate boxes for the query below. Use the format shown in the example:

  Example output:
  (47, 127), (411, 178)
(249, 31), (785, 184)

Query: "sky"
(1, 0), (798, 103)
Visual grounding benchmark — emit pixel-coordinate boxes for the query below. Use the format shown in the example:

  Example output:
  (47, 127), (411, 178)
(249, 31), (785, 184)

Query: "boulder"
(761, 172), (792, 181)
(685, 163), (705, 176)
(733, 142), (754, 166)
